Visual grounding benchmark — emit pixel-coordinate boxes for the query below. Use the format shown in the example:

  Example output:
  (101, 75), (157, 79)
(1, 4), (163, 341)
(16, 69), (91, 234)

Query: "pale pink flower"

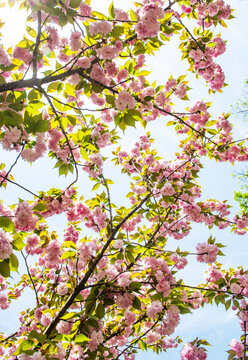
(13, 47), (33, 62)
(147, 300), (163, 318)
(2, 126), (21, 150)
(0, 47), (11, 67)
(70, 31), (81, 51)
(229, 339), (244, 358)
(89, 21), (113, 37)
(0, 229), (12, 260)
(56, 320), (73, 335)
(115, 90), (136, 111)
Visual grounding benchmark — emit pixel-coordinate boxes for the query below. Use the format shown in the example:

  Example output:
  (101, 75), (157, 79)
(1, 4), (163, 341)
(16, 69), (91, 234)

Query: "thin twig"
(101, 175), (113, 229)
(0, 174), (41, 199)
(33, 10), (42, 78)
(0, 144), (25, 187)
(21, 251), (40, 305)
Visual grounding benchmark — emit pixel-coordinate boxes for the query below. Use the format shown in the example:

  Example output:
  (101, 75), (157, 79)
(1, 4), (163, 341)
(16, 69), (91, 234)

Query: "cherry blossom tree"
(0, 0), (247, 359)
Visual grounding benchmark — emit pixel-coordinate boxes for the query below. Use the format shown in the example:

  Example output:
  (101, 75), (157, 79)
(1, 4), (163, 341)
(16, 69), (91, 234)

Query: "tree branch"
(32, 10), (42, 78)
(43, 192), (151, 339)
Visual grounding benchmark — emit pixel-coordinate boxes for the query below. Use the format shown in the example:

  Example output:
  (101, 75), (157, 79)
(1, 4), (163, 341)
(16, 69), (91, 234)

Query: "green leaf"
(32, 202), (48, 212)
(28, 330), (46, 345)
(130, 9), (137, 21)
(9, 253), (19, 272)
(125, 250), (135, 262)
(112, 26), (124, 38)
(14, 340), (35, 355)
(95, 303), (105, 318)
(74, 334), (90, 343)
(11, 235), (25, 251)
(0, 217), (15, 232)
(139, 340), (147, 351)
(109, 2), (115, 18)
(178, 304), (191, 314)
(28, 89), (42, 101)
(80, 147), (89, 161)
(92, 183), (100, 191)
(59, 164), (69, 176)
(61, 312), (77, 320)
(69, 0), (81, 8)
(26, 26), (36, 38)
(61, 250), (75, 260)
(114, 114), (122, 126)
(47, 82), (62, 93)
(123, 113), (135, 127)
(67, 115), (77, 126)
(0, 259), (10, 278)
(24, 113), (49, 135)
(132, 296), (141, 310)
(105, 95), (115, 106)
(85, 300), (96, 315)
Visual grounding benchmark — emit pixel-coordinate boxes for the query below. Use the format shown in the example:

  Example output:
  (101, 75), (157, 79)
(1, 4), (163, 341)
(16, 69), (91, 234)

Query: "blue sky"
(0, 0), (248, 359)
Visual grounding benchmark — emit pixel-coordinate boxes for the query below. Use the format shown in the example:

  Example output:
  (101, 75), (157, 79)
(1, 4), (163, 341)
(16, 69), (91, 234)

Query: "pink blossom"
(0, 229), (12, 260)
(229, 339), (244, 358)
(89, 21), (113, 37)
(78, 56), (91, 69)
(147, 300), (163, 318)
(115, 8), (129, 21)
(0, 47), (11, 67)
(181, 343), (207, 360)
(15, 201), (38, 231)
(2, 126), (22, 150)
(46, 26), (60, 50)
(13, 47), (33, 62)
(161, 183), (175, 196)
(70, 31), (82, 51)
(88, 330), (103, 351)
(115, 90), (136, 111)
(196, 242), (219, 263)
(56, 320), (73, 334)
(90, 63), (108, 84)
(79, 1), (91, 17)
(57, 283), (68, 295)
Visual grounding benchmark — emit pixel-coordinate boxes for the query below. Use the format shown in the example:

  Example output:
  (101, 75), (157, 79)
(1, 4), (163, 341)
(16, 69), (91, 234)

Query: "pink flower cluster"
(189, 37), (226, 91)
(15, 201), (38, 231)
(196, 0), (231, 28)
(2, 126), (22, 150)
(121, 213), (142, 233)
(21, 133), (47, 163)
(89, 21), (113, 37)
(181, 343), (207, 360)
(0, 229), (12, 260)
(91, 123), (111, 148)
(97, 43), (120, 60)
(82, 152), (103, 178)
(196, 242), (219, 263)
(25, 234), (42, 255)
(147, 300), (163, 318)
(43, 239), (62, 268)
(205, 264), (223, 282)
(0, 292), (10, 310)
(229, 339), (244, 358)
(136, 3), (164, 38)
(159, 305), (180, 336)
(70, 31), (82, 52)
(115, 90), (136, 111)
(0, 47), (11, 67)
(13, 47), (33, 63)
(188, 101), (210, 127)
(56, 320), (73, 335)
